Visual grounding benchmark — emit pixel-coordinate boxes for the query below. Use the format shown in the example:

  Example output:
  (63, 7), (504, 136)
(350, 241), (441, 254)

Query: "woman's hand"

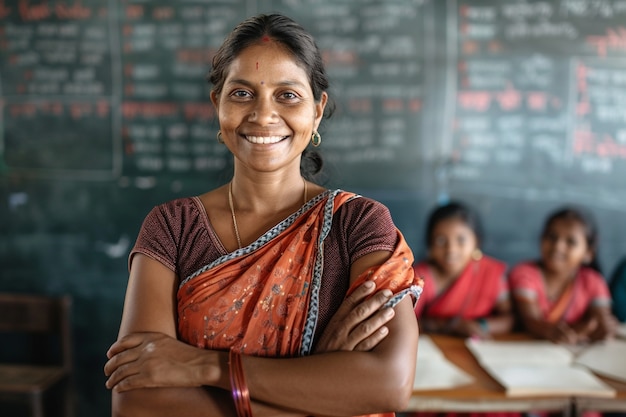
(313, 280), (395, 353)
(104, 332), (223, 392)
(547, 321), (579, 344)
(585, 308), (618, 342)
(452, 319), (490, 340)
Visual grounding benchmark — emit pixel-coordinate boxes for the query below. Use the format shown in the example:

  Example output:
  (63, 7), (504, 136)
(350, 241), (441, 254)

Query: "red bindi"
(262, 35), (270, 42)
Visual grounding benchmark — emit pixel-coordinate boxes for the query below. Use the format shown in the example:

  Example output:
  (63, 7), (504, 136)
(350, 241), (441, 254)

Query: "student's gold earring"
(216, 130), (224, 143)
(472, 248), (483, 261)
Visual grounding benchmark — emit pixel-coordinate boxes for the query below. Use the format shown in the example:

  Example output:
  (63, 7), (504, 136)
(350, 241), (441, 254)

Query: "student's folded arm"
(586, 305), (618, 341)
(486, 298), (515, 335)
(511, 292), (549, 337)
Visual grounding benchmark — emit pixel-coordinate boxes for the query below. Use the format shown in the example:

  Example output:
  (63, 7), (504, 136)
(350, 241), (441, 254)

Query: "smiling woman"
(103, 13), (423, 417)
(509, 206), (618, 345)
(412, 201), (513, 340)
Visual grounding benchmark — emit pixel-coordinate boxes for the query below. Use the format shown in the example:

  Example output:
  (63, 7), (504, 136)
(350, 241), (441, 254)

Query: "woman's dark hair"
(540, 206), (602, 273)
(424, 201), (483, 247)
(208, 14), (334, 179)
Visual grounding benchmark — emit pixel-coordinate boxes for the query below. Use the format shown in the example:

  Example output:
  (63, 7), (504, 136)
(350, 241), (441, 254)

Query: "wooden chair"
(0, 293), (73, 417)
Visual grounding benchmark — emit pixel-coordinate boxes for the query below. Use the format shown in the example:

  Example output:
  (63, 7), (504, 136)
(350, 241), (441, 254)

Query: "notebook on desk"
(574, 339), (626, 384)
(466, 339), (616, 398)
(413, 335), (474, 390)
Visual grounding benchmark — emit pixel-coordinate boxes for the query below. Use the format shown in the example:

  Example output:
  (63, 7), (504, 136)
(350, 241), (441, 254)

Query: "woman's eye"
(566, 237), (579, 247)
(232, 90), (251, 98)
(280, 91), (298, 100)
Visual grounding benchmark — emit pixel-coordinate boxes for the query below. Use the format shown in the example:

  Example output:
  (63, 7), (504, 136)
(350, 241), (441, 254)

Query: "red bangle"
(229, 349), (253, 417)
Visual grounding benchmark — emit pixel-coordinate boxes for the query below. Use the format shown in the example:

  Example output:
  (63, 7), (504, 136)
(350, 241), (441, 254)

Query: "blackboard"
(1, 1), (626, 416)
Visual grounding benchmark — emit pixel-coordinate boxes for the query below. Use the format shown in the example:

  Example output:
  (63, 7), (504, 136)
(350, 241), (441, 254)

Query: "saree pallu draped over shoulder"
(177, 190), (422, 417)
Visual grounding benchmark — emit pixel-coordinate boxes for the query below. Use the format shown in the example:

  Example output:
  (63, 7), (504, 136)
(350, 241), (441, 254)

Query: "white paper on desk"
(413, 335), (474, 390)
(466, 339), (615, 398)
(574, 339), (626, 383)
(466, 339), (573, 366)
(481, 363), (616, 398)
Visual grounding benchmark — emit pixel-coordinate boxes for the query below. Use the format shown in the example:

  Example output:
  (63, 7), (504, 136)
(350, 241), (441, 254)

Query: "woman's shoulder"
(481, 255), (507, 270)
(139, 196), (208, 238)
(509, 260), (539, 273)
(508, 260), (542, 285)
(335, 191), (391, 217)
(146, 196), (203, 221)
(577, 266), (607, 283)
(153, 196), (201, 212)
(334, 192), (395, 234)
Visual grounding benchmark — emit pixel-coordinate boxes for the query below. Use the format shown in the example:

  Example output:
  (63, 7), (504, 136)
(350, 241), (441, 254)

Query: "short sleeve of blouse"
(129, 204), (178, 273)
(580, 267), (612, 305)
(128, 197), (213, 278)
(337, 196), (397, 262)
(508, 261), (543, 300)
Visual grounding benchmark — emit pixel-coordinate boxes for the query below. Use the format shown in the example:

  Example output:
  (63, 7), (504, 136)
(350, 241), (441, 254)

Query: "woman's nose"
(248, 98), (277, 124)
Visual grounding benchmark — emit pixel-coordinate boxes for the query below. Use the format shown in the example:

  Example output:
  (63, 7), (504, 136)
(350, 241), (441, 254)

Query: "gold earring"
(311, 131), (321, 147)
(472, 248), (483, 261)
(216, 130), (224, 143)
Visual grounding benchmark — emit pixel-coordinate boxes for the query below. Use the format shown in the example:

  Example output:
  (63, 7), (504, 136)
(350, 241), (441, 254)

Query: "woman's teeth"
(246, 136), (285, 144)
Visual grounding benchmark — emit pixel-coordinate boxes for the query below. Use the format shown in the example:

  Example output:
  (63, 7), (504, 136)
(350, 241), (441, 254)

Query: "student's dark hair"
(540, 206), (602, 273)
(208, 13), (334, 180)
(424, 201), (484, 247)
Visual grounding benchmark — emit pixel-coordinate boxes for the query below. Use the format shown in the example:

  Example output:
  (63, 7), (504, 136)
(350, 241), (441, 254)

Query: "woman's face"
(428, 218), (478, 278)
(211, 41), (327, 175)
(540, 218), (592, 276)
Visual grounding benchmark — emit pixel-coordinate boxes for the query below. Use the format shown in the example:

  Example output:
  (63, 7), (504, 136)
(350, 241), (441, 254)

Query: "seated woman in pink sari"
(104, 14), (422, 417)
(509, 206), (617, 344)
(414, 201), (513, 339)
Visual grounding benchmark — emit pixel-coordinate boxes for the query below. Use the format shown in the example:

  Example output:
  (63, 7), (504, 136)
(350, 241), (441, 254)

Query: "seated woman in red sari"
(509, 206), (617, 344)
(104, 13), (423, 417)
(409, 202), (515, 417)
(414, 201), (513, 339)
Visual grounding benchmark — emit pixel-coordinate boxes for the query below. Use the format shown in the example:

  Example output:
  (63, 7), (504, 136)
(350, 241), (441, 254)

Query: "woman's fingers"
(314, 281), (394, 353)
(106, 332), (149, 358)
(337, 280), (377, 313)
(104, 332), (200, 391)
(351, 307), (394, 351)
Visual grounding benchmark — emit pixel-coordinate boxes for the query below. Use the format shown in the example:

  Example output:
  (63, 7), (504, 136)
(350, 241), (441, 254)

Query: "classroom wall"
(1, 0), (626, 416)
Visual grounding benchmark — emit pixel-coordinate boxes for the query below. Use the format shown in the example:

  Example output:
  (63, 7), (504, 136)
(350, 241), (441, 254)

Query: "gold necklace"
(228, 178), (308, 249)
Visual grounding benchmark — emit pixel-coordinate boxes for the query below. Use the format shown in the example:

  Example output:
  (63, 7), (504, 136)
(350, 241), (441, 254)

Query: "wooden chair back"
(0, 293), (73, 417)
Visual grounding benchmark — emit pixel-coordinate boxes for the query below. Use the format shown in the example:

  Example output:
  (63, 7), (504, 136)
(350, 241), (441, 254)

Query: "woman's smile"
(243, 134), (289, 144)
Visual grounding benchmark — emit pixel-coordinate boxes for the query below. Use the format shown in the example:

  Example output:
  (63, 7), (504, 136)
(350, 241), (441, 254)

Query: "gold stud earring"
(216, 130), (224, 143)
(472, 248), (483, 261)
(311, 131), (321, 147)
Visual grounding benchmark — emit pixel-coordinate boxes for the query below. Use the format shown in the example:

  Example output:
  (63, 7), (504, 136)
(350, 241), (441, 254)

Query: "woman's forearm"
(246, 349), (413, 415)
(110, 302), (416, 417)
(111, 353), (411, 417)
(485, 312), (514, 335)
(112, 387), (234, 417)
(113, 387), (309, 417)
(243, 300), (417, 416)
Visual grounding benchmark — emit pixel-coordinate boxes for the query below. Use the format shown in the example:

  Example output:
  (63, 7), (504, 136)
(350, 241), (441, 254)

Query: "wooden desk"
(575, 378), (626, 415)
(406, 334), (572, 413)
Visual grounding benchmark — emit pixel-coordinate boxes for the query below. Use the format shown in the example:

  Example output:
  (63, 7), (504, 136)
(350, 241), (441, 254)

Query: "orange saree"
(177, 190), (422, 416)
